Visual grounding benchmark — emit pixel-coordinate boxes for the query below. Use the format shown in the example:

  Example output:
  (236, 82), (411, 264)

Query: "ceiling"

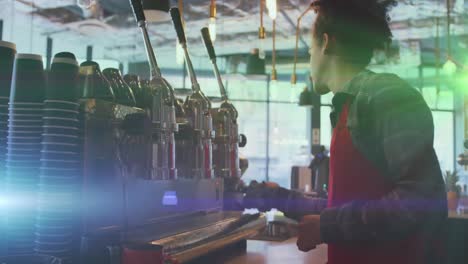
(0, 0), (467, 69)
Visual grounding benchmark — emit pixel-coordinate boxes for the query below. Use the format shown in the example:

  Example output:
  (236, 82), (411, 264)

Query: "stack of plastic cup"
(34, 52), (81, 260)
(0, 40), (17, 256)
(0, 41), (16, 170)
(6, 53), (46, 255)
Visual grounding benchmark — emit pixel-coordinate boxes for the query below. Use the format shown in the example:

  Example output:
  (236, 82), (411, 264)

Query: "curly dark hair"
(312, 0), (398, 66)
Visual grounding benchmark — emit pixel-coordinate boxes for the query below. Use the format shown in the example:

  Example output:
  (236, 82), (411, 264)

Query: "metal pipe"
(271, 19), (277, 81)
(86, 45), (93, 61)
(138, 21), (161, 79)
(292, 4), (315, 84)
(46, 37), (53, 70)
(171, 7), (214, 179)
(129, 0), (177, 180)
(446, 0), (451, 60)
(182, 45), (201, 92)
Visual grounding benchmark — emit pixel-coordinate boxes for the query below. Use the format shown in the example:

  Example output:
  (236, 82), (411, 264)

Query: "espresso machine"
(77, 1), (264, 263)
(0, 2), (263, 263)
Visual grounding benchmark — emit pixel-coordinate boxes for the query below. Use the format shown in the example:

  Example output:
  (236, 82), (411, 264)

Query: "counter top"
(449, 211), (468, 220)
(188, 238), (328, 264)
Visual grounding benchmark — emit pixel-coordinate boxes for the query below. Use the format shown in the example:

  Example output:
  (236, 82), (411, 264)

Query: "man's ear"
(322, 33), (335, 55)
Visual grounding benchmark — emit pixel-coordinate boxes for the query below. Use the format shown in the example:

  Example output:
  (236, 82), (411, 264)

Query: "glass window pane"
(433, 111), (454, 172)
(197, 77), (220, 98)
(269, 81), (306, 103)
(436, 90), (454, 110)
(226, 78), (268, 101)
(235, 101), (268, 184)
(268, 103), (310, 188)
(321, 93), (333, 105)
(422, 87), (454, 110)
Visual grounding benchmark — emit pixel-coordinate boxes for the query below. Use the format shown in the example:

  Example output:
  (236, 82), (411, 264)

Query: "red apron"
(328, 101), (424, 264)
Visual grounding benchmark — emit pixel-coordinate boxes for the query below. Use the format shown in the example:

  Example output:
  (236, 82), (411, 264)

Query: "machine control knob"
(239, 134), (247, 148)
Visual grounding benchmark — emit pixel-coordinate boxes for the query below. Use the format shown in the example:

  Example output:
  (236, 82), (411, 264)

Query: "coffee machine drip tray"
(151, 212), (265, 263)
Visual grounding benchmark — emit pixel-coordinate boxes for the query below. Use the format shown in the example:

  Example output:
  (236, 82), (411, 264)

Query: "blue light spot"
(162, 191), (178, 206)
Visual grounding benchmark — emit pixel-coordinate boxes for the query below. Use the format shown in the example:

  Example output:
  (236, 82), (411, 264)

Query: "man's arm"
(243, 182), (327, 221)
(320, 76), (447, 243)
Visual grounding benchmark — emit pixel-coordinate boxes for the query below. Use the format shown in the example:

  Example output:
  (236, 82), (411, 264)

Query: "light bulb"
(443, 59), (457, 76)
(176, 41), (184, 65)
(271, 79), (278, 87)
(259, 38), (266, 60)
(209, 17), (217, 42)
(266, 0), (277, 20)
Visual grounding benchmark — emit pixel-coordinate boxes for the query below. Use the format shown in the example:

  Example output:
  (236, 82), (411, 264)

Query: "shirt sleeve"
(283, 189), (328, 221)
(319, 75), (447, 243)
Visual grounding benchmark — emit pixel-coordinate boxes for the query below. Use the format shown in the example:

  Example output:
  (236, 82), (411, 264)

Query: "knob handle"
(201, 27), (216, 60)
(129, 0), (146, 23)
(170, 8), (186, 45)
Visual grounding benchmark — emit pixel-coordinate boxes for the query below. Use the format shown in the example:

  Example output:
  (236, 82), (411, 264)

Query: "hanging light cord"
(292, 4), (315, 84)
(179, 0), (185, 27)
(443, 0), (465, 69)
(211, 0), (216, 18)
(446, 0), (451, 60)
(259, 0), (265, 39)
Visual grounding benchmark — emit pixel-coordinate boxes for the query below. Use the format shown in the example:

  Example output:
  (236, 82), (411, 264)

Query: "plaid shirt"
(283, 70), (447, 258)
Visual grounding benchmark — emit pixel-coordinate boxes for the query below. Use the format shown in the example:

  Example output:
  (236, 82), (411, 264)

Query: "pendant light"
(209, 0), (217, 42)
(266, 0), (277, 20)
(258, 0), (266, 60)
(291, 3), (316, 86)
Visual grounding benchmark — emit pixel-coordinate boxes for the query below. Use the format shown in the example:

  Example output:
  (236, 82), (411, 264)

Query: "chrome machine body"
(201, 27), (244, 179)
(170, 8), (214, 179)
(131, 0), (177, 180)
(78, 2), (263, 263)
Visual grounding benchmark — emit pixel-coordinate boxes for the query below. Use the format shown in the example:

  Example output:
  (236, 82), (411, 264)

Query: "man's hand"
(243, 181), (286, 212)
(297, 215), (322, 252)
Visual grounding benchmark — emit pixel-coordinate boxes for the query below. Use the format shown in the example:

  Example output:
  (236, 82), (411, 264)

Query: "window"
(433, 111), (454, 172)
(161, 73), (310, 188)
(268, 102), (309, 188)
(228, 78), (309, 188)
(236, 101), (268, 185)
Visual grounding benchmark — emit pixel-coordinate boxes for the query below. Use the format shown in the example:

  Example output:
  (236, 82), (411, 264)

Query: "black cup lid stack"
(103, 68), (136, 107)
(47, 52), (79, 101)
(78, 61), (115, 101)
(124, 74), (144, 108)
(0, 40), (17, 100)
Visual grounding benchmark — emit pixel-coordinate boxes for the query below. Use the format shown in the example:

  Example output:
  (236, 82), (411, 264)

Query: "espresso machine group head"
(129, 0), (177, 180)
(170, 8), (214, 179)
(200, 27), (245, 180)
